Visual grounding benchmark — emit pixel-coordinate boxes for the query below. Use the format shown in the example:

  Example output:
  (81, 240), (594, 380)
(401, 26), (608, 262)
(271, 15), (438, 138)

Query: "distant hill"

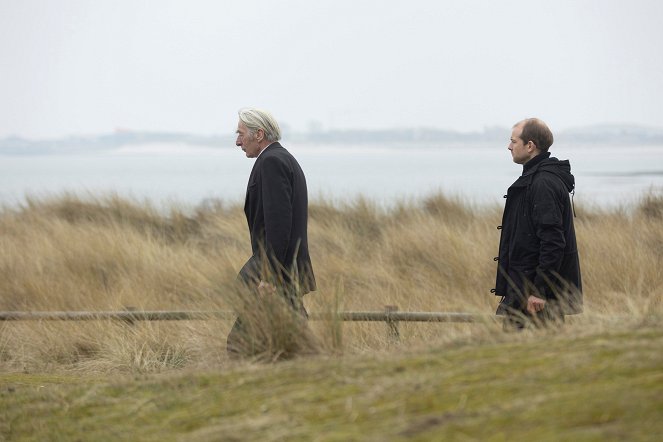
(0, 132), (234, 155)
(1, 124), (662, 154)
(557, 124), (663, 145)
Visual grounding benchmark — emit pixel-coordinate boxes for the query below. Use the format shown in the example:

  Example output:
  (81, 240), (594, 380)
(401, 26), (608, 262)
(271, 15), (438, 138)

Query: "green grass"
(2, 323), (662, 441)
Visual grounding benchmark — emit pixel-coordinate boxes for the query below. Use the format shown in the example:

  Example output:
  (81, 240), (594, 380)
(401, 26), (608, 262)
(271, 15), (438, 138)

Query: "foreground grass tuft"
(2, 324), (662, 441)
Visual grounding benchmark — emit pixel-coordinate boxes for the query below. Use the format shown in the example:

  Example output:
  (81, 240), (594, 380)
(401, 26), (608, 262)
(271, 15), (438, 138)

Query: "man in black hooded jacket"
(494, 118), (582, 328)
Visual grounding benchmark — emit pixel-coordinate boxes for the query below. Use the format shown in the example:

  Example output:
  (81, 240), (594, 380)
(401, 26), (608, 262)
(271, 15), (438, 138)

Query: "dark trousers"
(226, 292), (308, 358)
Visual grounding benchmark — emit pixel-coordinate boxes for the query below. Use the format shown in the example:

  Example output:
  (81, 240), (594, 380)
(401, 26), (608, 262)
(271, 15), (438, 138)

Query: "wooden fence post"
(384, 305), (400, 342)
(122, 306), (137, 326)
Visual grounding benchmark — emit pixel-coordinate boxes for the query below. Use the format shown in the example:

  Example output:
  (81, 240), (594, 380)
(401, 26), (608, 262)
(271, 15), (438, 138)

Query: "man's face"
(508, 123), (533, 165)
(236, 121), (261, 158)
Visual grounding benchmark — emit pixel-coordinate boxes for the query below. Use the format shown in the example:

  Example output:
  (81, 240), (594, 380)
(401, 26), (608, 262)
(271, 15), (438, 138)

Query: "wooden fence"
(0, 306), (496, 340)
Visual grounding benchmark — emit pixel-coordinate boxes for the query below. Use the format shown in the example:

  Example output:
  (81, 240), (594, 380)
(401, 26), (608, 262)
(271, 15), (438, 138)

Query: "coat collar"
(507, 152), (550, 190)
(522, 151), (551, 177)
(248, 142), (283, 181)
(258, 141), (282, 157)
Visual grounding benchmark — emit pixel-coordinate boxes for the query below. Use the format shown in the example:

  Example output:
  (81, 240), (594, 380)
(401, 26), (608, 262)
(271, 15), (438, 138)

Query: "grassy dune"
(2, 323), (662, 440)
(0, 192), (662, 438)
(0, 192), (662, 369)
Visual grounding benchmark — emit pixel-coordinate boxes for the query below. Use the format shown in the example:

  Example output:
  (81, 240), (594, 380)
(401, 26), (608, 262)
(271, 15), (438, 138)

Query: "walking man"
(228, 108), (316, 355)
(493, 118), (582, 328)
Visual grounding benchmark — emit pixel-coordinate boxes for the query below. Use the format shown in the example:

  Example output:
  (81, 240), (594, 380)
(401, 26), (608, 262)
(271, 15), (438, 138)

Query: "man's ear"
(256, 128), (264, 142)
(527, 140), (537, 152)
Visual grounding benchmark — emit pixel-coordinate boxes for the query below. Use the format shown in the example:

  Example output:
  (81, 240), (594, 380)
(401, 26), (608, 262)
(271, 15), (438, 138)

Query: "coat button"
(503, 195), (508, 198)
(493, 257), (499, 261)
(496, 225), (502, 230)
(490, 288), (496, 293)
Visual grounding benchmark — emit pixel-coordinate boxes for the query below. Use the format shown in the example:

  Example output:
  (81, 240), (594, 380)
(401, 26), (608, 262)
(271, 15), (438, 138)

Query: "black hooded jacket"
(494, 152), (583, 315)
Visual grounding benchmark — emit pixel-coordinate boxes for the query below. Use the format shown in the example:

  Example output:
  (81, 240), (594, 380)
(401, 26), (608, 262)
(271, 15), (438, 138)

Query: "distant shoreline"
(2, 124), (663, 155)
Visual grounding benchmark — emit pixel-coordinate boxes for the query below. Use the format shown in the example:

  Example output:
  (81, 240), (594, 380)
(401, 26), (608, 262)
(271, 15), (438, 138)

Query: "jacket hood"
(538, 157), (575, 192)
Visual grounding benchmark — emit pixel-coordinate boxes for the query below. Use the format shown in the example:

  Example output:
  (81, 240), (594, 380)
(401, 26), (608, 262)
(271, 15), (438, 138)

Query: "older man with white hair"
(227, 108), (316, 356)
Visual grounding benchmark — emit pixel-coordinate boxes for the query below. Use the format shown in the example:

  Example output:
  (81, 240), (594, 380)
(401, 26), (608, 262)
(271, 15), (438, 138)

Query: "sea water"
(1, 143), (661, 209)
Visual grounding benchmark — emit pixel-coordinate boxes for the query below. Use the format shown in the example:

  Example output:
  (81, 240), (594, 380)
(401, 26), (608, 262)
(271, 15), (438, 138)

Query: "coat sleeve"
(530, 177), (566, 297)
(260, 154), (293, 270)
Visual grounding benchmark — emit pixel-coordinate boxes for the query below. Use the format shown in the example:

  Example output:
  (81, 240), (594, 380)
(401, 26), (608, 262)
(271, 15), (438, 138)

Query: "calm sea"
(1, 143), (662, 209)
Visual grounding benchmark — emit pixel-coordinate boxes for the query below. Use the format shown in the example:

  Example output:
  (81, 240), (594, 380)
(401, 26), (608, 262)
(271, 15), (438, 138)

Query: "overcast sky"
(1, 0), (662, 138)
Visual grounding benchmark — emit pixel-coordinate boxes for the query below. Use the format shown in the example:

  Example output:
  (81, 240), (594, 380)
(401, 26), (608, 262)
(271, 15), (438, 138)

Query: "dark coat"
(239, 142), (316, 294)
(494, 152), (582, 315)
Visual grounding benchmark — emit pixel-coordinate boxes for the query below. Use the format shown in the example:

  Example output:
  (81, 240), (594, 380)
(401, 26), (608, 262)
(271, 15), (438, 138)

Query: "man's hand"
(527, 295), (546, 315)
(257, 280), (276, 296)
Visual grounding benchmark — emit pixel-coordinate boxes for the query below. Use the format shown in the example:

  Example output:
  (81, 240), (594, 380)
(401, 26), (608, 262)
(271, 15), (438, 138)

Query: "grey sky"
(1, 0), (662, 138)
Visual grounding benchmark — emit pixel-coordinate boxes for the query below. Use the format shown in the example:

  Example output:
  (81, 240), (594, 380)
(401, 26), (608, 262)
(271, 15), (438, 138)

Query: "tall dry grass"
(1, 190), (662, 372)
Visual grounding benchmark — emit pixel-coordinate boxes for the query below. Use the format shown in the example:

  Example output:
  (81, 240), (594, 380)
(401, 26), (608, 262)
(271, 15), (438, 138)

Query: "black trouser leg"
(226, 291), (309, 358)
(226, 317), (248, 359)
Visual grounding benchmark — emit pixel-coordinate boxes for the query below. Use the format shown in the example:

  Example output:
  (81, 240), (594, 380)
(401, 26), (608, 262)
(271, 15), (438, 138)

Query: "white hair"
(238, 108), (282, 142)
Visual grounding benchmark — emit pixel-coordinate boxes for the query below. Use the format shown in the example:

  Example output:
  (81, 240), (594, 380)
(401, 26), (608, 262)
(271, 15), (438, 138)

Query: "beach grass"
(1, 191), (662, 439)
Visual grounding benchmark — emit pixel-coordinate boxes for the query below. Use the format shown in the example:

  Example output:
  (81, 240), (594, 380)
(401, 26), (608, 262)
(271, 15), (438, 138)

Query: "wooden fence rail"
(0, 307), (497, 340)
(0, 310), (490, 322)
